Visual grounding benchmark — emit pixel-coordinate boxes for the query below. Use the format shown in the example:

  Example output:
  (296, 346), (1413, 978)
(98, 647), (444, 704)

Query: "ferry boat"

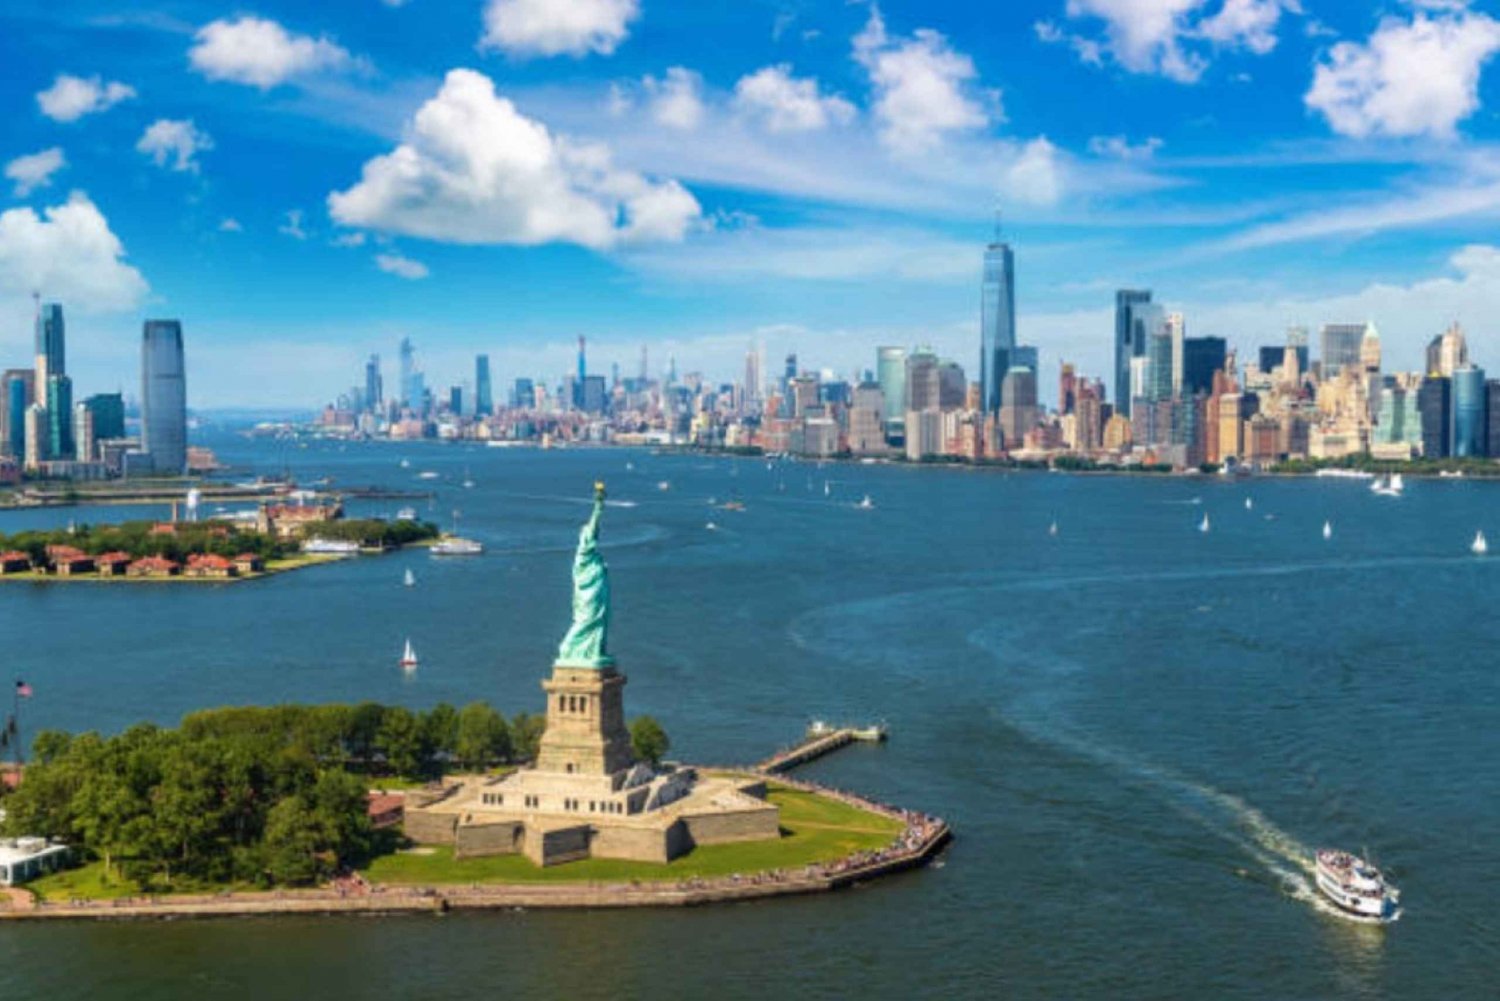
(431, 537), (483, 556)
(399, 639), (418, 671)
(1472, 531), (1488, 555)
(303, 538), (360, 554)
(1314, 849), (1401, 923)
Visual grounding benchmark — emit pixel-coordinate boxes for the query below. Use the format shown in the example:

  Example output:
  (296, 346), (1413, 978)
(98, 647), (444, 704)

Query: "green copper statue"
(557, 480), (614, 668)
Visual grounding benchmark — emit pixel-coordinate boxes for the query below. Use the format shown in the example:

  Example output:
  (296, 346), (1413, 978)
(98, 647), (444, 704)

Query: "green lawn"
(26, 862), (141, 902)
(362, 786), (903, 885)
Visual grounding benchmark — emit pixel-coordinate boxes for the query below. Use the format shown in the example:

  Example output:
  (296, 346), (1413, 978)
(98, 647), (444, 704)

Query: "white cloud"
(35, 74), (135, 122)
(5, 148), (66, 197)
(279, 209), (309, 240)
(136, 119), (213, 173)
(375, 252), (430, 279)
(0, 193), (148, 311)
(331, 231), (367, 247)
(643, 67), (706, 130)
(1088, 134), (1164, 160)
(732, 65), (856, 132)
(218, 217), (243, 232)
(189, 16), (355, 89)
(1305, 10), (1500, 139)
(481, 0), (639, 58)
(328, 68), (701, 249)
(853, 6), (992, 154)
(1047, 0), (1296, 83)
(1005, 137), (1065, 206)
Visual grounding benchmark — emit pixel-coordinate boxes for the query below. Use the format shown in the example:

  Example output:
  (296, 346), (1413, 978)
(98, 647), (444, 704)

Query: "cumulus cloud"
(1088, 134), (1163, 159)
(643, 67), (706, 130)
(189, 16), (355, 89)
(1043, 0), (1296, 83)
(853, 6), (992, 153)
(1305, 9), (1500, 139)
(5, 148), (66, 197)
(327, 68), (701, 249)
(0, 193), (148, 311)
(35, 74), (136, 122)
(1004, 138), (1065, 206)
(375, 252), (430, 279)
(481, 0), (639, 58)
(218, 217), (243, 232)
(732, 65), (856, 132)
(136, 119), (213, 173)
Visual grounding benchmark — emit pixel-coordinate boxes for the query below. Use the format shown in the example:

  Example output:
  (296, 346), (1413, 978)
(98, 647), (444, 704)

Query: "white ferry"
(1314, 849), (1401, 923)
(1315, 468), (1374, 480)
(303, 538), (360, 554)
(431, 537), (484, 556)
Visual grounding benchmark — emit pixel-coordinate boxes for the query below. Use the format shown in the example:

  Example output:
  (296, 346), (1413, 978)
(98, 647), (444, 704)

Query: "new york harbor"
(2, 1), (1499, 999)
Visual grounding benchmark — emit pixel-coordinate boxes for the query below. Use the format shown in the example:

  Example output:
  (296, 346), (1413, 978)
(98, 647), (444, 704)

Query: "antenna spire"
(992, 206), (1004, 243)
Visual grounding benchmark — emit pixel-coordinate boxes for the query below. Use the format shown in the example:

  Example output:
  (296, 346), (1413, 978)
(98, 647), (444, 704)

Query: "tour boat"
(303, 538), (360, 554)
(1472, 531), (1488, 555)
(431, 536), (483, 555)
(1199, 513), (1210, 533)
(399, 639), (418, 671)
(403, 568), (416, 587)
(1323, 520), (1333, 540)
(1314, 849), (1401, 923)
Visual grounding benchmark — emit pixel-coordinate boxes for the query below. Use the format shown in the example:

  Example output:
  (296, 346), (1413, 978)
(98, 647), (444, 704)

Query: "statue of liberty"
(557, 481), (614, 668)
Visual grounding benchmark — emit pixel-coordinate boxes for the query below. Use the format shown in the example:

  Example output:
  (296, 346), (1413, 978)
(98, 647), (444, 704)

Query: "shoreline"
(0, 776), (950, 922)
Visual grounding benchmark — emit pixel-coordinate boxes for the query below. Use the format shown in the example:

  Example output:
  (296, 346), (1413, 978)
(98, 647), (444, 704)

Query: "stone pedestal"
(535, 665), (634, 777)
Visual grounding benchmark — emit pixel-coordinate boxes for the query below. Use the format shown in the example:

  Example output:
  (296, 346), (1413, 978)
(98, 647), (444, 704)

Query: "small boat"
(404, 568), (416, 587)
(1439, 469), (1466, 479)
(395, 506), (417, 521)
(705, 521), (718, 531)
(1371, 473), (1405, 497)
(1323, 520), (1333, 540)
(1314, 849), (1400, 923)
(399, 638), (418, 671)
(417, 471), (440, 480)
(1245, 497), (1253, 510)
(431, 537), (483, 555)
(1472, 531), (1488, 555)
(720, 500), (745, 511)
(657, 481), (671, 491)
(850, 723), (888, 742)
(859, 495), (875, 511)
(823, 480), (831, 497)
(625, 461), (635, 471)
(1048, 519), (1058, 536)
(400, 458), (410, 469)
(1199, 513), (1210, 533)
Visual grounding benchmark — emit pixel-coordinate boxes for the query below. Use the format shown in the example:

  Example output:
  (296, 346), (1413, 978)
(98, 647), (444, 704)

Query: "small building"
(367, 792), (404, 830)
(45, 545), (95, 576)
(232, 553), (265, 574)
(149, 523), (177, 536)
(183, 553), (236, 578)
(95, 551), (133, 577)
(0, 551), (32, 574)
(127, 555), (180, 578)
(0, 838), (70, 887)
(257, 500), (344, 540)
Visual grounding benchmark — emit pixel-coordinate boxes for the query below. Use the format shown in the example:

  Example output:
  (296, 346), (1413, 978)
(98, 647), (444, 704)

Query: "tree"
(262, 795), (323, 886)
(345, 702), (385, 764)
(374, 707), (425, 779)
(455, 702), (510, 771)
(629, 716), (670, 766)
(510, 712), (545, 763)
(421, 703), (459, 764)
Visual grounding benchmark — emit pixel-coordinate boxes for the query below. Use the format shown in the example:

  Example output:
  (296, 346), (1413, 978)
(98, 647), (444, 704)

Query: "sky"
(6, 0), (1500, 408)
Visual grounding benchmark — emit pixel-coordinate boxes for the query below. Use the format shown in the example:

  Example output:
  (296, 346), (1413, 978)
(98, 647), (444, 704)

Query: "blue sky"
(5, 0), (1500, 407)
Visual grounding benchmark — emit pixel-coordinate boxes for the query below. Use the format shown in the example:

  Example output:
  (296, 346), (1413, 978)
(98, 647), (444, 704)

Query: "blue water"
(2, 432), (1497, 999)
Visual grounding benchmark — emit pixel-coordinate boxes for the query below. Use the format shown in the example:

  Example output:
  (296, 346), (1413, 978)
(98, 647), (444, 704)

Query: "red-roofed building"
(0, 551), (32, 574)
(149, 523), (178, 536)
(184, 553), (236, 578)
(127, 555), (180, 578)
(95, 552), (133, 576)
(45, 545), (95, 576)
(367, 792), (404, 830)
(232, 553), (265, 574)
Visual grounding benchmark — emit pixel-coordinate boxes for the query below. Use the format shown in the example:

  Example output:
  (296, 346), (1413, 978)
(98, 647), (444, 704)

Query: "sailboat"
(399, 639), (418, 671)
(859, 495), (876, 511)
(462, 466), (475, 489)
(1245, 497), (1253, 511)
(1472, 531), (1488, 555)
(1323, 520), (1333, 540)
(1371, 473), (1405, 497)
(1199, 513), (1210, 533)
(823, 480), (831, 497)
(1048, 519), (1058, 536)
(403, 568), (415, 587)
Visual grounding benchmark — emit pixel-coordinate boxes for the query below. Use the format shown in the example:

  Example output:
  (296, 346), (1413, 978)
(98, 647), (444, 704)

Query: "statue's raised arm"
(557, 481), (614, 668)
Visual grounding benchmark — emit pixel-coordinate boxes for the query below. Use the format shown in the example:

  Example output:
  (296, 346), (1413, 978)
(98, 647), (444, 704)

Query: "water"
(3, 435), (1498, 998)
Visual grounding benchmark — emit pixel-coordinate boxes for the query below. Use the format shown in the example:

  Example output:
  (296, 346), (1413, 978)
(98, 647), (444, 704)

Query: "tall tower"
(34, 300), (64, 390)
(475, 354), (493, 416)
(398, 337), (415, 407)
(364, 354), (383, 413)
(1114, 289), (1152, 416)
(141, 320), (187, 474)
(980, 212), (1016, 414)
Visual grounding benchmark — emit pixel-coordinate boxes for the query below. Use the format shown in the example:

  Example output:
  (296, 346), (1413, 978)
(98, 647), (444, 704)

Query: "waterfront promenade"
(0, 775), (949, 921)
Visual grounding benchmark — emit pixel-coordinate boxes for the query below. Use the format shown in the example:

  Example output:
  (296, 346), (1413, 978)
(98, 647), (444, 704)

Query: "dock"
(757, 723), (884, 774)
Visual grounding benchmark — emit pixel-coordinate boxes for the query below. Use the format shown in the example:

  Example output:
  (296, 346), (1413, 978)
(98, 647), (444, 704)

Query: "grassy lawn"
(362, 786), (903, 886)
(26, 862), (141, 902)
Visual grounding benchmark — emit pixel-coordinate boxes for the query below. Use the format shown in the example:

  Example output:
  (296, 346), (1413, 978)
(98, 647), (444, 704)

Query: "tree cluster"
(297, 519), (439, 548)
(0, 521), (292, 564)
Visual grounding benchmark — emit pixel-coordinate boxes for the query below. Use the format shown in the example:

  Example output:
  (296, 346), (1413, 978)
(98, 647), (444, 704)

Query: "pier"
(756, 726), (882, 774)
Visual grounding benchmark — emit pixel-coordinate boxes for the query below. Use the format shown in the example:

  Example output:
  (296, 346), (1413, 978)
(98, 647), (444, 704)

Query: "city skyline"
(7, 2), (1500, 405)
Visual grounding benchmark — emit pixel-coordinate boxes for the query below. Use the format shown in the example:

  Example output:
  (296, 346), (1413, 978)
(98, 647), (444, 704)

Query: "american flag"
(15, 680), (32, 698)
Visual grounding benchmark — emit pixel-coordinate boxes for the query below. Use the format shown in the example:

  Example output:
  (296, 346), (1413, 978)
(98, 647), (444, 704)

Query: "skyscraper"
(999, 367), (1037, 447)
(513, 377), (535, 409)
(45, 374), (73, 459)
(1418, 376), (1452, 459)
(1166, 312), (1185, 396)
(1487, 380), (1500, 459)
(876, 347), (906, 424)
(743, 346), (761, 404)
(475, 354), (493, 416)
(980, 220), (1016, 413)
(83, 392), (125, 441)
(1114, 290), (1152, 416)
(1319, 322), (1367, 377)
(1181, 337), (1227, 397)
(364, 354), (383, 413)
(1453, 365), (1487, 457)
(905, 348), (940, 413)
(1, 369), (34, 458)
(35, 302), (64, 389)
(398, 337), (416, 407)
(141, 320), (187, 475)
